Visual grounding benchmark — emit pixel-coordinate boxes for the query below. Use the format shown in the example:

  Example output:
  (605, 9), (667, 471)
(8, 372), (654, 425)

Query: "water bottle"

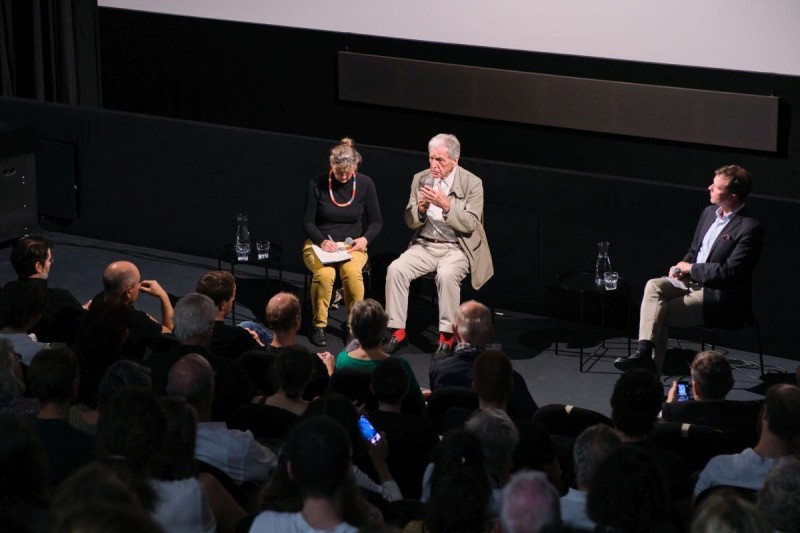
(235, 213), (251, 261)
(595, 241), (611, 286)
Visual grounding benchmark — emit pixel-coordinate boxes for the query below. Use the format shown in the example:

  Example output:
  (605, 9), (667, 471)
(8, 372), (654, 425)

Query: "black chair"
(531, 403), (612, 438)
(649, 421), (740, 472)
(426, 386), (479, 434)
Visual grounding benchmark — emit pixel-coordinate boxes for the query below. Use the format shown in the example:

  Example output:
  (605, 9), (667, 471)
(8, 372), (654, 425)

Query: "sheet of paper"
(312, 244), (351, 264)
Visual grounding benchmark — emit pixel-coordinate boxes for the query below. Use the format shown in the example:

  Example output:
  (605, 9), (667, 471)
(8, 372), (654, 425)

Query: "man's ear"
(34, 261), (45, 275)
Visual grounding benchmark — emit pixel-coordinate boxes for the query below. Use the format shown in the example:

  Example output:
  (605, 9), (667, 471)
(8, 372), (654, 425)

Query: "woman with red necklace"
(302, 138), (383, 347)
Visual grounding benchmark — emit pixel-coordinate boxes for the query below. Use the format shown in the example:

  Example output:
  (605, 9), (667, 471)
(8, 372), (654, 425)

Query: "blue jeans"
(237, 320), (274, 345)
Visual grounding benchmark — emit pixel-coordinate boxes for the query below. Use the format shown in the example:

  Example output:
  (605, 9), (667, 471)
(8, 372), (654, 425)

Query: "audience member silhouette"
(26, 346), (96, 487)
(691, 489), (769, 533)
(694, 383), (800, 496)
(0, 338), (38, 416)
(465, 408), (520, 510)
(559, 424), (622, 531)
(757, 459), (800, 533)
(0, 280), (49, 365)
(500, 470), (561, 533)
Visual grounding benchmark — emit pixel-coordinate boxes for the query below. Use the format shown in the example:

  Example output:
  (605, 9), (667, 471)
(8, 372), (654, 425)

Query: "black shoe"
(613, 350), (656, 373)
(310, 327), (327, 347)
(383, 335), (407, 354)
(433, 342), (454, 361)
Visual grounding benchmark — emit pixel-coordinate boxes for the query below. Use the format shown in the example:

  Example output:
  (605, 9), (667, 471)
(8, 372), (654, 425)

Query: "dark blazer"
(685, 205), (763, 328)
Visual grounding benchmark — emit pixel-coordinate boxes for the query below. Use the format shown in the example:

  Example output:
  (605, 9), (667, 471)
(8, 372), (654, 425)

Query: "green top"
(335, 351), (424, 404)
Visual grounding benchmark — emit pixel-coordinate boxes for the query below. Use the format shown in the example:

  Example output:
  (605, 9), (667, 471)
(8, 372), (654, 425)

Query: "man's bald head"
(266, 291), (301, 332)
(453, 300), (493, 345)
(103, 261), (141, 303)
(166, 353), (214, 408)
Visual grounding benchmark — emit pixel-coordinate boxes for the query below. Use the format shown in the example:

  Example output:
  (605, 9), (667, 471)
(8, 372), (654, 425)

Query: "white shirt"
(420, 167), (457, 242)
(560, 488), (594, 531)
(195, 421), (276, 484)
(694, 448), (795, 496)
(249, 511), (358, 533)
(150, 478), (216, 533)
(695, 205), (742, 264)
(0, 332), (48, 365)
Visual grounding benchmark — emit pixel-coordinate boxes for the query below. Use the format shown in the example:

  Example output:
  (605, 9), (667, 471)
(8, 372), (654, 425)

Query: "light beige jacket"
(403, 166), (494, 289)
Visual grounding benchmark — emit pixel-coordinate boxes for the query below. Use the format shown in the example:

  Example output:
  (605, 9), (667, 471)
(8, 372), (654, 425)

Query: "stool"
(699, 316), (764, 378)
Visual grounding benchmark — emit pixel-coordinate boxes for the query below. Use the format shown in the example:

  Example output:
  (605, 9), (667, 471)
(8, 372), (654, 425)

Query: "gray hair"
(500, 470), (561, 533)
(173, 293), (216, 341)
(758, 460), (800, 533)
(573, 424), (622, 489)
(465, 407), (519, 477)
(0, 339), (24, 398)
(428, 133), (461, 160)
(454, 300), (492, 344)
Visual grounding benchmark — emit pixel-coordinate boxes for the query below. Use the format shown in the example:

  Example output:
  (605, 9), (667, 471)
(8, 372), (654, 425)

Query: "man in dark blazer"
(615, 165), (763, 374)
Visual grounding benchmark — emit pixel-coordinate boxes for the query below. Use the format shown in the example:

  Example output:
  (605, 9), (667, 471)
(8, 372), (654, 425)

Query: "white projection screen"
(98, 0), (800, 77)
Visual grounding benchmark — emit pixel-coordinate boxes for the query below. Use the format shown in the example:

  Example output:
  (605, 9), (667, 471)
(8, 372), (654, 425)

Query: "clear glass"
(235, 213), (251, 261)
(420, 176), (435, 189)
(604, 271), (619, 290)
(595, 240), (611, 286)
(256, 240), (270, 260)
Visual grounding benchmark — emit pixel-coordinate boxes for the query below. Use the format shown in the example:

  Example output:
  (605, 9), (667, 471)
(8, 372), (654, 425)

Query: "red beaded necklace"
(328, 171), (357, 207)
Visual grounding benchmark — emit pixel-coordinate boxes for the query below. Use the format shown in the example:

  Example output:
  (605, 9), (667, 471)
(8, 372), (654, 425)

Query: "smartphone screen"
(677, 381), (691, 402)
(358, 414), (381, 445)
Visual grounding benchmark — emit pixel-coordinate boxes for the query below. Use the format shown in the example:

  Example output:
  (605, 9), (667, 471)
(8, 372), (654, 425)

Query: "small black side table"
(555, 270), (632, 372)
(216, 243), (284, 324)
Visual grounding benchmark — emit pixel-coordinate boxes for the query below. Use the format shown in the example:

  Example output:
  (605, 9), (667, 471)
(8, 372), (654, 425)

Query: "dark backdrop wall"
(1, 7), (797, 358)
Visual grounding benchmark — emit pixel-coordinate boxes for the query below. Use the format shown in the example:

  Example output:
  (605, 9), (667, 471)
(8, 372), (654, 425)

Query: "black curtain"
(0, 0), (100, 105)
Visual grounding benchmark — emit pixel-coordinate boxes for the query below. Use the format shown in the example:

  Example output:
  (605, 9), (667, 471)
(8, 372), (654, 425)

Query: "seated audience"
(246, 416), (371, 532)
(368, 358), (439, 500)
(587, 446), (677, 533)
(429, 300), (537, 419)
(26, 346), (96, 487)
(661, 350), (761, 449)
(6, 235), (85, 343)
(72, 301), (130, 405)
(500, 471), (562, 533)
(49, 462), (162, 533)
(404, 429), (493, 533)
(230, 346), (314, 444)
(238, 291), (332, 397)
(465, 408), (520, 510)
(89, 260), (173, 359)
(560, 424), (622, 531)
(145, 292), (259, 422)
(152, 396), (245, 533)
(611, 369), (692, 501)
(304, 393), (402, 503)
(444, 350), (560, 484)
(691, 489), (770, 533)
(335, 299), (423, 407)
(694, 383), (800, 497)
(69, 359), (152, 434)
(195, 270), (264, 359)
(0, 414), (51, 532)
(0, 280), (49, 365)
(166, 353), (276, 485)
(0, 338), (38, 416)
(757, 459), (800, 533)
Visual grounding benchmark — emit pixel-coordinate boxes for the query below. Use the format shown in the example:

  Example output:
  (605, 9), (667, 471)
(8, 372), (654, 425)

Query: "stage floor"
(2, 232), (795, 417)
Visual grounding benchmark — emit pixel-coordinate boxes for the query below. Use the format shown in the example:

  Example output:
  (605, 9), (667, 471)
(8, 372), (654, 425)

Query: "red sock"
(391, 329), (407, 342)
(439, 332), (454, 346)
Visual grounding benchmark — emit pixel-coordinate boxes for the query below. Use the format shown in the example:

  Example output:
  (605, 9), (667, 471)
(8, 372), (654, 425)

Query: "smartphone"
(358, 414), (381, 445)
(677, 380), (692, 402)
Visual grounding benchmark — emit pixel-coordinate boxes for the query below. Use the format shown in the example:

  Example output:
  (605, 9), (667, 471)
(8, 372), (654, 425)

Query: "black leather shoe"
(383, 335), (407, 354)
(613, 350), (656, 373)
(433, 342), (454, 361)
(310, 327), (327, 347)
